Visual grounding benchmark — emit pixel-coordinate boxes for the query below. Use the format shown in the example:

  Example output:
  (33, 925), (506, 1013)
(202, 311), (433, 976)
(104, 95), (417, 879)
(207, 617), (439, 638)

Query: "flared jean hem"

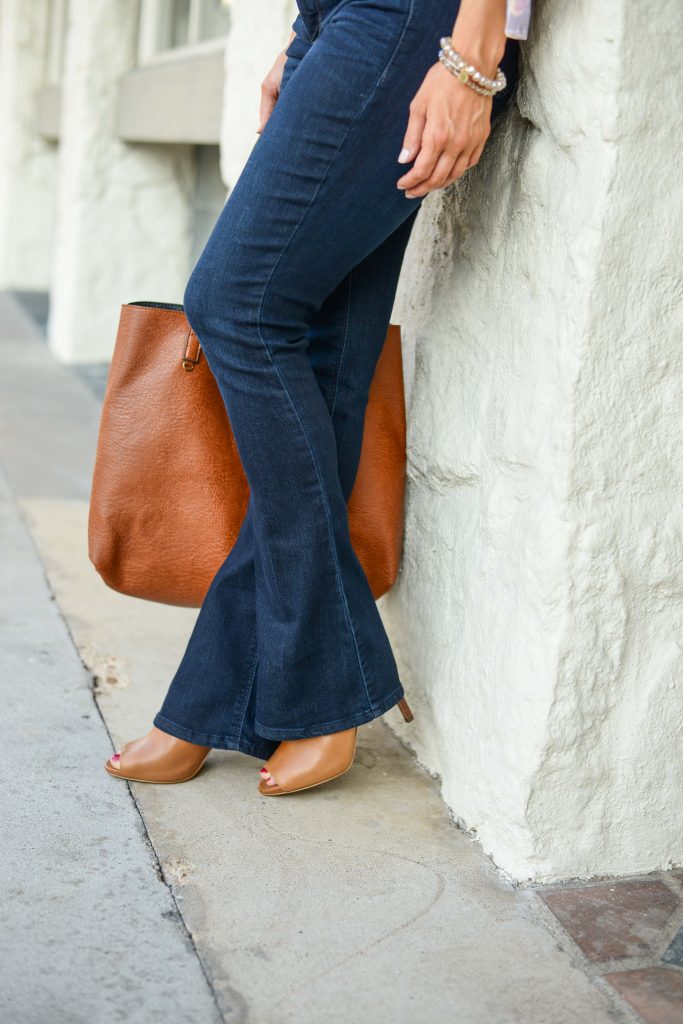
(253, 683), (406, 740)
(153, 712), (277, 760)
(153, 681), (405, 756)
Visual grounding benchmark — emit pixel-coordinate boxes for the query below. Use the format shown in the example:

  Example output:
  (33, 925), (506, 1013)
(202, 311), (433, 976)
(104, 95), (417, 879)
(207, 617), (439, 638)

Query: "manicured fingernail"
(398, 148), (411, 163)
(405, 192), (416, 199)
(396, 183), (407, 190)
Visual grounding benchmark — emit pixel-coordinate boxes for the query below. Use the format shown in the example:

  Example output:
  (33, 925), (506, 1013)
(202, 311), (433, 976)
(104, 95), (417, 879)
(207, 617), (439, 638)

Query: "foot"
(105, 727), (211, 784)
(260, 765), (277, 787)
(258, 728), (357, 796)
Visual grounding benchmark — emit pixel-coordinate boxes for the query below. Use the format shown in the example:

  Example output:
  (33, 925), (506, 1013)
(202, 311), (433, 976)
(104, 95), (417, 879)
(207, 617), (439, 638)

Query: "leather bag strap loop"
(182, 329), (202, 371)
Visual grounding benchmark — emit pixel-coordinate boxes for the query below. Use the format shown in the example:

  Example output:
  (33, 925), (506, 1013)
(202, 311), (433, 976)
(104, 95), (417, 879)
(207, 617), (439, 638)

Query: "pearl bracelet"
(438, 36), (506, 96)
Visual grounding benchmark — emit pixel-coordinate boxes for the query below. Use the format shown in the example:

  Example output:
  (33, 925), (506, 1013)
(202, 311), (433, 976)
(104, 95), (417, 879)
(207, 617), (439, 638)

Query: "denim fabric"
(154, 0), (519, 758)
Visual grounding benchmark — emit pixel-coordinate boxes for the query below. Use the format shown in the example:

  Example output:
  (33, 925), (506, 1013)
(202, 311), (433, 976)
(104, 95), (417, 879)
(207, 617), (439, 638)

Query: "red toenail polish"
(260, 767), (268, 774)
(112, 753), (120, 761)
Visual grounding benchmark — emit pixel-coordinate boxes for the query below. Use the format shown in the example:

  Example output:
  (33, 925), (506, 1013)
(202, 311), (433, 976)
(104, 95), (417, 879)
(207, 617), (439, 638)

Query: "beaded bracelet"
(438, 36), (506, 96)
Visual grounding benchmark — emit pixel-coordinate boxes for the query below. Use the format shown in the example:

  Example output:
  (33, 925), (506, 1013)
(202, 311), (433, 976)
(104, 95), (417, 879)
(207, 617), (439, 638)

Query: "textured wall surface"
(0, 0), (57, 290)
(48, 0), (196, 363)
(383, 0), (683, 880)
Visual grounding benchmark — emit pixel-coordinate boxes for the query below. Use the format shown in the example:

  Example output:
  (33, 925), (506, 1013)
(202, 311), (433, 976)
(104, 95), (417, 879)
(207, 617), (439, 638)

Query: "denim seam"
(326, 0), (417, 87)
(294, 12), (313, 45)
(235, 633), (260, 748)
(312, 0), (323, 38)
(256, 342), (375, 711)
(329, 268), (352, 418)
(254, 3), (416, 716)
(378, 0), (416, 90)
(182, 579), (258, 735)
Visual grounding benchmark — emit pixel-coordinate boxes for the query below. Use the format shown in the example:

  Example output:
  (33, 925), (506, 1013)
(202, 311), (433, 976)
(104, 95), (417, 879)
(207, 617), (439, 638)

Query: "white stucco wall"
(0, 0), (57, 290)
(221, 0), (297, 190)
(223, 0), (682, 882)
(520, 0), (683, 880)
(48, 0), (196, 363)
(384, 0), (683, 881)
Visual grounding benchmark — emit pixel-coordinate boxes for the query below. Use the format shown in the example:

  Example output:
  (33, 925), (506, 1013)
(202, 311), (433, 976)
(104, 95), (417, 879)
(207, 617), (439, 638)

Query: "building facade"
(0, 0), (237, 360)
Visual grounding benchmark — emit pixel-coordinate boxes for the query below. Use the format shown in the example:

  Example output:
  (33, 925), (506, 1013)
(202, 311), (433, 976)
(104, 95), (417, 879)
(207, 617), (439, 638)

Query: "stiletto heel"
(397, 697), (414, 722)
(104, 727), (211, 784)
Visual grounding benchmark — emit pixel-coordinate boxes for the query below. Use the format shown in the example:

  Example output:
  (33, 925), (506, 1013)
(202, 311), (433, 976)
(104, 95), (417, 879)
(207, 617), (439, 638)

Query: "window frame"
(45, 0), (68, 85)
(137, 0), (231, 66)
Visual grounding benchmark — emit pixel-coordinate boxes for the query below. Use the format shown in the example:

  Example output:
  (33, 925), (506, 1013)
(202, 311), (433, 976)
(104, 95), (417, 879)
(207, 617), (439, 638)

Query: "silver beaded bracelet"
(438, 36), (506, 97)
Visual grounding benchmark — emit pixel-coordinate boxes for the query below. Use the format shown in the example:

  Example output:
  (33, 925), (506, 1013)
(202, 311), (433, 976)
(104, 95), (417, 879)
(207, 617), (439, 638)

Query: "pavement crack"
(119, 772), (231, 1024)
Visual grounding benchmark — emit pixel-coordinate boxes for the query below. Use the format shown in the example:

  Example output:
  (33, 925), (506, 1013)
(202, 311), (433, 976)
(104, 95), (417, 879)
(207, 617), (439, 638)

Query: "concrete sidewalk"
(0, 298), (221, 1023)
(0, 293), (625, 1024)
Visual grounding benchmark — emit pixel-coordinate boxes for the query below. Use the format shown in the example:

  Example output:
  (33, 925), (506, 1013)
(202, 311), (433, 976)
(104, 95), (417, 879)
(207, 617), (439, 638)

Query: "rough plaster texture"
(48, 0), (196, 362)
(0, 0), (58, 290)
(383, 0), (683, 881)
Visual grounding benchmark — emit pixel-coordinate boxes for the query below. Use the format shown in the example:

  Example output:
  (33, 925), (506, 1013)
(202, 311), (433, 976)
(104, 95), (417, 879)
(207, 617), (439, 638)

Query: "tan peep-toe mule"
(258, 696), (414, 796)
(104, 727), (211, 784)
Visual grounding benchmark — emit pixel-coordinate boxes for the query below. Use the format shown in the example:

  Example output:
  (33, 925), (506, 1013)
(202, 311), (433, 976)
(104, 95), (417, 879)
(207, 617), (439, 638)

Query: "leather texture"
(396, 697), (414, 722)
(88, 302), (406, 606)
(104, 728), (211, 784)
(258, 727), (358, 795)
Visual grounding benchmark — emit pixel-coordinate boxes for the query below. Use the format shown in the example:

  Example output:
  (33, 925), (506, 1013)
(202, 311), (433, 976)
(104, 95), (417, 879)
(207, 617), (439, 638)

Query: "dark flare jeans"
(154, 0), (519, 759)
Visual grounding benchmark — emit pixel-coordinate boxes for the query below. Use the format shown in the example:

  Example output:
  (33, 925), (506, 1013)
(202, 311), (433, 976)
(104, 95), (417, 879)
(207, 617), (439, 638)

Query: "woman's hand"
(257, 31), (296, 134)
(397, 0), (507, 198)
(396, 62), (493, 198)
(257, 48), (289, 133)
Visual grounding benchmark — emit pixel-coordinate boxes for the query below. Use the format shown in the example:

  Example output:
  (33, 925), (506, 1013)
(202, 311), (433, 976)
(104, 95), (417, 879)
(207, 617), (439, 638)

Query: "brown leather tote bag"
(88, 301), (406, 607)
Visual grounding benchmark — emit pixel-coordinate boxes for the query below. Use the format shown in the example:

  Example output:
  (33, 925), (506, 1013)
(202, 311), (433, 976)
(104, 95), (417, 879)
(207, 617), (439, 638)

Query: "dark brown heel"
(397, 697), (414, 722)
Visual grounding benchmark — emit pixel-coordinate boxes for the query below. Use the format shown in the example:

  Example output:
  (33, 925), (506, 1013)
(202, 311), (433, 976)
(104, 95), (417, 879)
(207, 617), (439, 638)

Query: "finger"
(257, 85), (277, 133)
(397, 132), (446, 190)
(397, 103), (426, 166)
(467, 142), (485, 169)
(441, 143), (481, 187)
(257, 82), (279, 133)
(451, 151), (474, 184)
(405, 152), (458, 197)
